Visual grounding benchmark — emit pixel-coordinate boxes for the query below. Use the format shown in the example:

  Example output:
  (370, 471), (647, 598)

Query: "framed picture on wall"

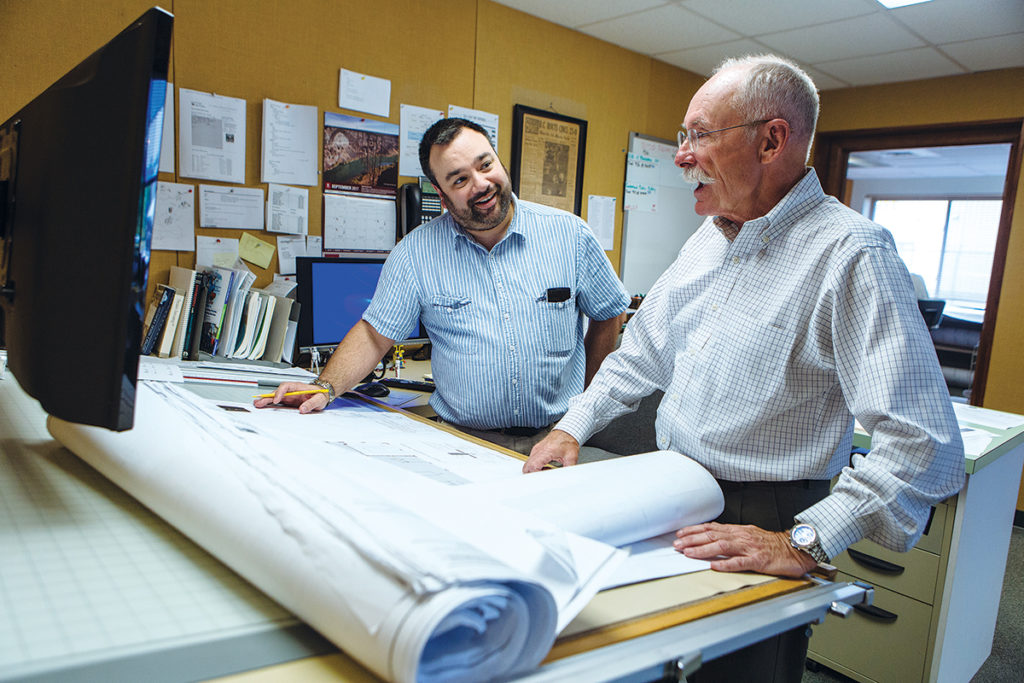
(509, 105), (587, 215)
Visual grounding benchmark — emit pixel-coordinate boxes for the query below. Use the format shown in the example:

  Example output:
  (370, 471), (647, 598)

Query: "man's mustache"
(682, 166), (715, 186)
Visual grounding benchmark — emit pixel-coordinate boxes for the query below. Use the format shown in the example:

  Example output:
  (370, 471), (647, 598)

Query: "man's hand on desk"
(523, 429), (580, 472)
(253, 382), (330, 414)
(673, 522), (818, 578)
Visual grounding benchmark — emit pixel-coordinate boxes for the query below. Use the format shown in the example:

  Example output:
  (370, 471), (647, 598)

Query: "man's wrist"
(789, 523), (830, 564)
(311, 377), (336, 404)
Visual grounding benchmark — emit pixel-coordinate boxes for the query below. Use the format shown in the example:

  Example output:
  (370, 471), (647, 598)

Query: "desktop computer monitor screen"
(0, 8), (173, 431)
(295, 256), (427, 352)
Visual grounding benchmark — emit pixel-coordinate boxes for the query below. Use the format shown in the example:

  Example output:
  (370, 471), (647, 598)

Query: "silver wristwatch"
(311, 377), (336, 404)
(790, 523), (829, 564)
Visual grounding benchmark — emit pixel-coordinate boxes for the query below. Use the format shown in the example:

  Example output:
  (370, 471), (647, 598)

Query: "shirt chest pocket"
(711, 322), (797, 407)
(429, 295), (475, 356)
(537, 297), (576, 356)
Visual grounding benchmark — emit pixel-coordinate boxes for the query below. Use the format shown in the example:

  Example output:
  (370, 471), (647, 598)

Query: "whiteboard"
(619, 132), (702, 296)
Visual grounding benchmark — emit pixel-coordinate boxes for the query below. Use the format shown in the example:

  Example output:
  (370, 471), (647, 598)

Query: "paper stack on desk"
(48, 383), (723, 683)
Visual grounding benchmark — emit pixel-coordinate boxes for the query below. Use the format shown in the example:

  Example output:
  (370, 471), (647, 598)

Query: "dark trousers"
(690, 479), (830, 683)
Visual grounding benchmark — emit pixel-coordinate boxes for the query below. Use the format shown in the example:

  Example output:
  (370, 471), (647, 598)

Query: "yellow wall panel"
(5, 4), (1023, 510)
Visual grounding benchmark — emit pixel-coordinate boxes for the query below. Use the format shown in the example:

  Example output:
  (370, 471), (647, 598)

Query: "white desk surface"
(0, 372), (859, 683)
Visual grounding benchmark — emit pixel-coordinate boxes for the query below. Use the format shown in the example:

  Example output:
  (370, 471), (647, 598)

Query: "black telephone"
(397, 180), (444, 238)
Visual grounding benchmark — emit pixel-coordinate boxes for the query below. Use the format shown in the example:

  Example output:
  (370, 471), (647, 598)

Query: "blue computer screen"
(296, 257), (425, 350)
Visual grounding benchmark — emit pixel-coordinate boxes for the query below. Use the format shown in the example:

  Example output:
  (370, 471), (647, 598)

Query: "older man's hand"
(673, 522), (818, 578)
(523, 429), (580, 473)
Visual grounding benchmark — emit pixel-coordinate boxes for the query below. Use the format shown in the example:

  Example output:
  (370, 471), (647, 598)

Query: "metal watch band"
(311, 377), (336, 404)
(803, 541), (830, 565)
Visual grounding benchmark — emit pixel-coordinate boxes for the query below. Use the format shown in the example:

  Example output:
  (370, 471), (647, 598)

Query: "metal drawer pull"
(847, 548), (905, 575)
(853, 603), (898, 622)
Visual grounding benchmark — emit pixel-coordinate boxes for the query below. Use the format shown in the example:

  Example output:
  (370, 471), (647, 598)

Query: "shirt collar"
(713, 168), (826, 246)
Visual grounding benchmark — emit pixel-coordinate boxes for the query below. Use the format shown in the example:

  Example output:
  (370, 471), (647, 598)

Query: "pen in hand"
(253, 388), (329, 399)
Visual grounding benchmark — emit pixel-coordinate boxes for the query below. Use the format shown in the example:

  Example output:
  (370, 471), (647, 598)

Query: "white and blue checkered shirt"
(364, 195), (630, 430)
(557, 169), (964, 558)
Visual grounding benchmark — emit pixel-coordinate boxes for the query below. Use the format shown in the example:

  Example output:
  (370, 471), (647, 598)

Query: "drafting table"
(0, 376), (868, 682)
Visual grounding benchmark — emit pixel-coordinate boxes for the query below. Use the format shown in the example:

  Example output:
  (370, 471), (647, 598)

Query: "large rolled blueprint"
(49, 381), (724, 682)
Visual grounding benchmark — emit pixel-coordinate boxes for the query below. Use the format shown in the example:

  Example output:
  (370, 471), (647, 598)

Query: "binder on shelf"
(231, 290), (265, 360)
(168, 266), (200, 360)
(260, 296), (293, 364)
(140, 284), (175, 356)
(156, 290), (186, 358)
(217, 268), (256, 358)
(246, 293), (277, 361)
(280, 301), (301, 365)
(185, 271), (212, 361)
(198, 266), (235, 356)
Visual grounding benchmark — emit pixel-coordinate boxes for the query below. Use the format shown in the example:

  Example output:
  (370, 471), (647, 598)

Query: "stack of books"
(139, 265), (300, 366)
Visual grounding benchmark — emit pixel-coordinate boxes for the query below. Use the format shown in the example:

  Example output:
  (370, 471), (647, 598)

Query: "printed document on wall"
(200, 185), (265, 230)
(277, 235), (310, 275)
(587, 195), (616, 251)
(159, 84), (175, 173)
(261, 99), (318, 187)
(152, 181), (195, 251)
(323, 193), (396, 253)
(266, 184), (308, 235)
(179, 88), (246, 184)
(338, 68), (390, 118)
(399, 104), (444, 177)
(196, 235), (239, 269)
(449, 105), (499, 149)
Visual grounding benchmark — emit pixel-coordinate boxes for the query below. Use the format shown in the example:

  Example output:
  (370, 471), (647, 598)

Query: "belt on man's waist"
(718, 479), (830, 492)
(484, 425), (550, 437)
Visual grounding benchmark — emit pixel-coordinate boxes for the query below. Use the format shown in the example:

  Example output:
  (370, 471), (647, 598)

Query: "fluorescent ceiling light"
(876, 0), (934, 8)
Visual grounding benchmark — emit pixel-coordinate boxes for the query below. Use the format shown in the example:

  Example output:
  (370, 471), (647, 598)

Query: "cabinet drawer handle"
(853, 603), (898, 622)
(847, 548), (905, 575)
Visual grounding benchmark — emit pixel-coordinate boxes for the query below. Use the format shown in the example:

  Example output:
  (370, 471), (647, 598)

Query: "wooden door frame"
(813, 119), (1024, 406)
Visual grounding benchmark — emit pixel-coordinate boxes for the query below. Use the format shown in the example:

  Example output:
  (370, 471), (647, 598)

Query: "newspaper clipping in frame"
(518, 111), (581, 214)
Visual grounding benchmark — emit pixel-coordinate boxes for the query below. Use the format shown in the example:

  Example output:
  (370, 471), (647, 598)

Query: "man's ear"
(759, 119), (790, 163)
(433, 185), (448, 209)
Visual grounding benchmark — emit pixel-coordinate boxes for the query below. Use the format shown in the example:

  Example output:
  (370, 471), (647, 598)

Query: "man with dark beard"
(256, 118), (629, 455)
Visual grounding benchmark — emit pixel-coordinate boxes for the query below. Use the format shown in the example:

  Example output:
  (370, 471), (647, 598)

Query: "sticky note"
(239, 232), (276, 269)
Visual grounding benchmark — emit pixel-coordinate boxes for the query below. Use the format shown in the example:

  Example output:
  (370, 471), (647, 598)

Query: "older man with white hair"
(525, 55), (964, 682)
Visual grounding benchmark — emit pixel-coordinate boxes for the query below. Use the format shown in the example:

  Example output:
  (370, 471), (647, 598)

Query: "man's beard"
(682, 166), (715, 186)
(444, 182), (513, 232)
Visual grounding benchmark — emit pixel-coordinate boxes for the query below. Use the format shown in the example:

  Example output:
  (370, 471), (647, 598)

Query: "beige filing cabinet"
(808, 406), (1024, 682)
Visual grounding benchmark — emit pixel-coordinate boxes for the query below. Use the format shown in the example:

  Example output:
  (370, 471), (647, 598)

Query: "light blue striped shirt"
(557, 169), (964, 558)
(363, 195), (630, 429)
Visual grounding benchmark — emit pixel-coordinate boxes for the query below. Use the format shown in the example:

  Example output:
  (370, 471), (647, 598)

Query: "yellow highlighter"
(253, 388), (329, 399)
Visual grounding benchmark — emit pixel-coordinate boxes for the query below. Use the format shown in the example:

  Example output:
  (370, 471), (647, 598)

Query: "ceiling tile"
(940, 34), (1024, 72)
(656, 41), (851, 90)
(678, 0), (876, 36)
(758, 13), (926, 62)
(817, 47), (966, 86)
(492, 0), (1019, 89)
(797, 64), (851, 91)
(490, 0), (668, 29)
(579, 4), (740, 55)
(656, 39), (768, 76)
(887, 0), (1024, 44)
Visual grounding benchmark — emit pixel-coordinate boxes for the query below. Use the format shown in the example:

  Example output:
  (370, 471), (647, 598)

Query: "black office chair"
(918, 299), (945, 329)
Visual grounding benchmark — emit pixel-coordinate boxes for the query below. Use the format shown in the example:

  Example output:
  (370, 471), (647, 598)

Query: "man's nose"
(470, 171), (490, 194)
(675, 145), (695, 168)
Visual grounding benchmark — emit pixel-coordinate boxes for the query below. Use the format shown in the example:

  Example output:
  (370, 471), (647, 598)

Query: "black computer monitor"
(295, 256), (428, 353)
(0, 8), (173, 431)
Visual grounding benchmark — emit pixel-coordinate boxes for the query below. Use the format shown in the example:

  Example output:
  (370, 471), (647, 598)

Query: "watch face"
(792, 524), (816, 546)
